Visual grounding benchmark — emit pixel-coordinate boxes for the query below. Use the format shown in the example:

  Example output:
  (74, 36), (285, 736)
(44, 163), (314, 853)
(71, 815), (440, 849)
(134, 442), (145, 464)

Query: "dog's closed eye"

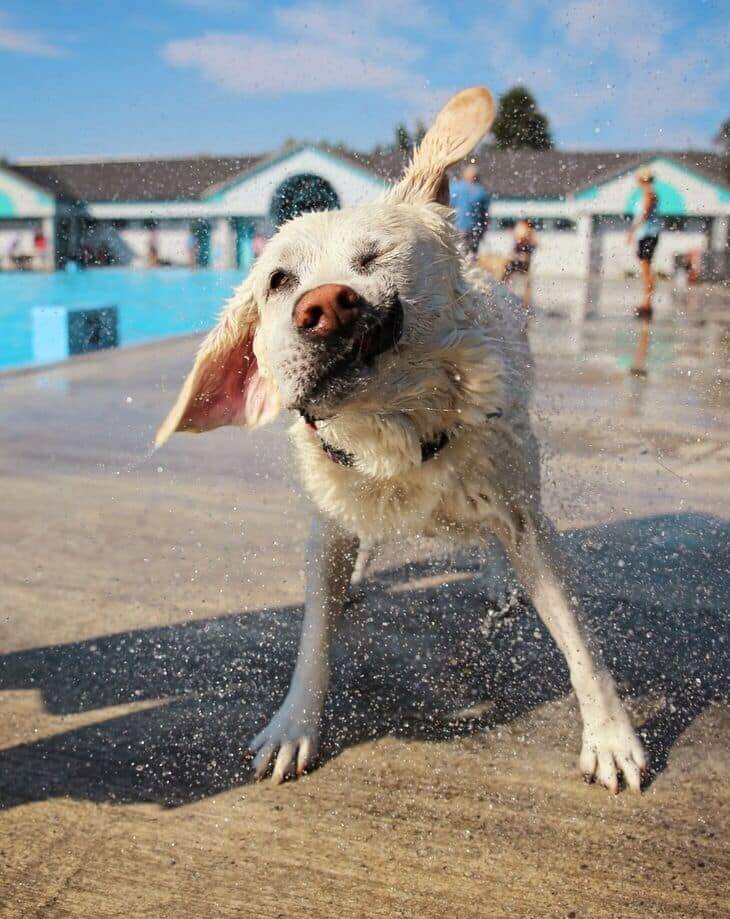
(354, 249), (382, 273)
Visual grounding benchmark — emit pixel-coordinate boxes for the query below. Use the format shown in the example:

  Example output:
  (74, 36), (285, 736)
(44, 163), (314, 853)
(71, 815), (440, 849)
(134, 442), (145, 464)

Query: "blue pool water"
(0, 267), (246, 371)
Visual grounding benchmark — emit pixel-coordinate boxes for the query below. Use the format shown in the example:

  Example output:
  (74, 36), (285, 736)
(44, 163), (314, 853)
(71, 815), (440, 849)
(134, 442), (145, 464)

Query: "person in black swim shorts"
(637, 234), (658, 264)
(627, 168), (661, 319)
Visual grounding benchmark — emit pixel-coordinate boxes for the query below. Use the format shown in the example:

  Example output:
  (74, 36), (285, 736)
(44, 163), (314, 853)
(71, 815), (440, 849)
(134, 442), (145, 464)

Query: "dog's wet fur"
(158, 88), (648, 792)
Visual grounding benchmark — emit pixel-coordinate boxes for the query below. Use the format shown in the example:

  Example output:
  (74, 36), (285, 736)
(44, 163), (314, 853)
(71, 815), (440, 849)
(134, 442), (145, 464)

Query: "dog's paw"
(580, 706), (648, 794)
(248, 696), (321, 785)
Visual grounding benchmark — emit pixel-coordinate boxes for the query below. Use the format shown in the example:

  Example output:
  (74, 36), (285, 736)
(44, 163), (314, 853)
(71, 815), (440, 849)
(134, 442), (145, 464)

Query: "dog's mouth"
(352, 295), (404, 365)
(294, 295), (404, 412)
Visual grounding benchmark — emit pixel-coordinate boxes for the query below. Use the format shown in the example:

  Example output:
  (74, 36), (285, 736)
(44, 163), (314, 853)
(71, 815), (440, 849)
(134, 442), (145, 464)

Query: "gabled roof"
(202, 143), (386, 199)
(6, 147), (728, 206)
(10, 154), (264, 204)
(350, 149), (729, 198)
(0, 160), (56, 201)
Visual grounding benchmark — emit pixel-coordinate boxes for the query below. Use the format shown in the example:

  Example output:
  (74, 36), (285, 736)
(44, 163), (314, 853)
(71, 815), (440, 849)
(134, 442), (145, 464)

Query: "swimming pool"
(0, 267), (245, 371)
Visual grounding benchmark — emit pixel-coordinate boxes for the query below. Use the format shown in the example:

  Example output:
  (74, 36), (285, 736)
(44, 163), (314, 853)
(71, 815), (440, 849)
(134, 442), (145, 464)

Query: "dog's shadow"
(0, 512), (727, 809)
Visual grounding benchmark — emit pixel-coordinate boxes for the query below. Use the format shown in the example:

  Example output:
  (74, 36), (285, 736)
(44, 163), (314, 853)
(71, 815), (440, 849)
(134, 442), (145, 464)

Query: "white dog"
(157, 88), (647, 792)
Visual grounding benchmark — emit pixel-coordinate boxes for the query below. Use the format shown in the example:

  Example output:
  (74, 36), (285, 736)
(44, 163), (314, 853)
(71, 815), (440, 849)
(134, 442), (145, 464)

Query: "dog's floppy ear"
(155, 281), (279, 447)
(390, 86), (495, 205)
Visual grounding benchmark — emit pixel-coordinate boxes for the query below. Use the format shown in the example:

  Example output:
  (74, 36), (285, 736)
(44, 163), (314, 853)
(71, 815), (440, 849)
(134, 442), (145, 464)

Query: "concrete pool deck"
(0, 315), (728, 917)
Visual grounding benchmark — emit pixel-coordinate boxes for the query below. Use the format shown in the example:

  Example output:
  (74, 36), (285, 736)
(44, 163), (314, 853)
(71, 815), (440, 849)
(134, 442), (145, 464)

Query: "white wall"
(490, 199), (574, 219)
(711, 216), (729, 250)
(74, 219), (199, 267)
(156, 224), (194, 265)
(599, 228), (709, 278)
(210, 218), (236, 269)
(482, 228), (590, 278)
(114, 220), (194, 267)
(116, 226), (150, 266)
(485, 215), (717, 280)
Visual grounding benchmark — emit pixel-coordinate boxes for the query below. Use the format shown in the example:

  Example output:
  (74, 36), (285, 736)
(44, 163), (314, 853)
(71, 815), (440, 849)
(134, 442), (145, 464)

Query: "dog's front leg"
(496, 511), (647, 793)
(249, 512), (357, 784)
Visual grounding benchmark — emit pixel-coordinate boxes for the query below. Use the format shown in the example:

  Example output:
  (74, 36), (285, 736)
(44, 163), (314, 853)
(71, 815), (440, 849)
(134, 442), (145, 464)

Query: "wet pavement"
(0, 292), (728, 917)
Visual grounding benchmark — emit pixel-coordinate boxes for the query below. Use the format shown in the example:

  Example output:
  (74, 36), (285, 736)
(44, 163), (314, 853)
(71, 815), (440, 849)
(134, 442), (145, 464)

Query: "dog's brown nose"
(293, 284), (361, 338)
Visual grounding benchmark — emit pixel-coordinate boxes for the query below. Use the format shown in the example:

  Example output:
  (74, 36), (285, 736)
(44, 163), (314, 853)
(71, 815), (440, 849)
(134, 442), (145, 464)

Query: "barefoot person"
(627, 167), (661, 320)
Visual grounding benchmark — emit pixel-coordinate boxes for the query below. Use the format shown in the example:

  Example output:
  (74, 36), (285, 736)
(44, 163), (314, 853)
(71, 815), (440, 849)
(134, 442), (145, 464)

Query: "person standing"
(505, 219), (538, 310)
(627, 167), (661, 319)
(508, 219), (538, 275)
(449, 164), (491, 256)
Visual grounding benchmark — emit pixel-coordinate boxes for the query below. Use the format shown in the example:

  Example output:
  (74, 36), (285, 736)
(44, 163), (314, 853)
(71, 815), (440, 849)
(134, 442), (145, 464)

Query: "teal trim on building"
(34, 189), (54, 207)
(573, 156), (729, 207)
(205, 145), (386, 203)
(0, 190), (16, 217)
(626, 179), (686, 216)
(651, 156), (730, 200)
(0, 166), (55, 216)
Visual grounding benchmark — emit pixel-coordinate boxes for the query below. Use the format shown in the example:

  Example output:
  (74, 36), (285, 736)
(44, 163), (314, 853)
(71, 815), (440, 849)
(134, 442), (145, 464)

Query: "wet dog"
(157, 88), (647, 791)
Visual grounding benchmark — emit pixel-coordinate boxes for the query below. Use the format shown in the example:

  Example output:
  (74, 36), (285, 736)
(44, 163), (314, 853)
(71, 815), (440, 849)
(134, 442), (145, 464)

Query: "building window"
(496, 217), (576, 232)
(271, 173), (340, 227)
(662, 216), (709, 233)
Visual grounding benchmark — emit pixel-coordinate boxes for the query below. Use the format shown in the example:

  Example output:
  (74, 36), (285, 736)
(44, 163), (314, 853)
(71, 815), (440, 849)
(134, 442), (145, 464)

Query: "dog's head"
(156, 87), (494, 446)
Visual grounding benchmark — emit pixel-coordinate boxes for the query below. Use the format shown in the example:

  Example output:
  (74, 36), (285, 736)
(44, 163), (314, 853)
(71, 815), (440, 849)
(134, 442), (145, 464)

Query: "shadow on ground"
(0, 513), (727, 809)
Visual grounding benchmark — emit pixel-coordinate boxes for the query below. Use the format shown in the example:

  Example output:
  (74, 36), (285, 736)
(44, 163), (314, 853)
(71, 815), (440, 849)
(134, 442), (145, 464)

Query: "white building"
(1, 145), (728, 278)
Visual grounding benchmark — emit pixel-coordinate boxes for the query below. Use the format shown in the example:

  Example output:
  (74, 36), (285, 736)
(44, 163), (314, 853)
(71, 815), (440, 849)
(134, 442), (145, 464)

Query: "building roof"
(10, 154), (264, 203)
(351, 148), (729, 198)
(7, 147), (728, 205)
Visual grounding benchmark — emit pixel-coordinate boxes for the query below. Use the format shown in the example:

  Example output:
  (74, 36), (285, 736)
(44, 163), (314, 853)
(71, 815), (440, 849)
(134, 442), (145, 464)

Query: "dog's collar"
(299, 409), (502, 468)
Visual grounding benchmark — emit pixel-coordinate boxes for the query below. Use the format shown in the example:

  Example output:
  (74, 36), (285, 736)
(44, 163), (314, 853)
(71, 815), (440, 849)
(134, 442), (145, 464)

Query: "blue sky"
(2, 0), (728, 159)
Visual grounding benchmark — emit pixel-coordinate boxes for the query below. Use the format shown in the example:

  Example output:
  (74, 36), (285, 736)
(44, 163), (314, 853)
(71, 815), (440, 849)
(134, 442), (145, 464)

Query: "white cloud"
(473, 1), (728, 148)
(554, 0), (671, 59)
(273, 3), (421, 62)
(161, 0), (727, 148)
(164, 32), (414, 93)
(162, 0), (446, 114)
(0, 14), (64, 57)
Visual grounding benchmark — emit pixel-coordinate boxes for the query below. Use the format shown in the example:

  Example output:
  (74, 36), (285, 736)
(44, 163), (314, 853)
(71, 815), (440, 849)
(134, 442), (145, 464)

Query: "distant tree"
(412, 119), (428, 147)
(491, 86), (553, 151)
(395, 123), (412, 155)
(714, 119), (730, 148)
(714, 118), (730, 181)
